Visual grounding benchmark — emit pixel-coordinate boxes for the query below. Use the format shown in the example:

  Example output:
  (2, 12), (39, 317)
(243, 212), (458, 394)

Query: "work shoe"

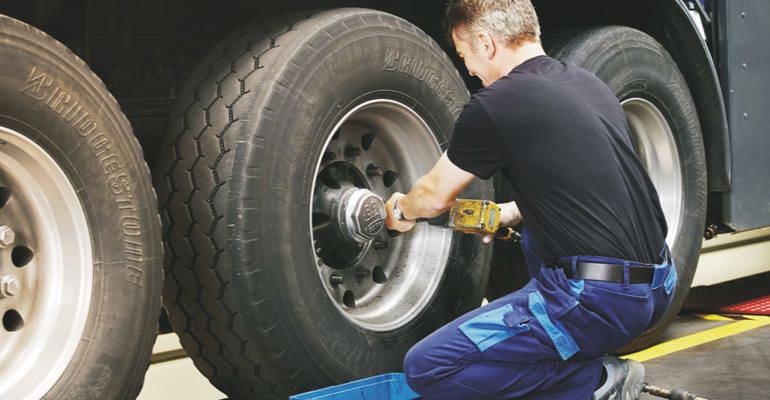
(592, 355), (645, 400)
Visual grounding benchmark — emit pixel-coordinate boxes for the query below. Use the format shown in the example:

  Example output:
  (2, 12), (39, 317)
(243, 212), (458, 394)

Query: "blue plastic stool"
(289, 373), (419, 400)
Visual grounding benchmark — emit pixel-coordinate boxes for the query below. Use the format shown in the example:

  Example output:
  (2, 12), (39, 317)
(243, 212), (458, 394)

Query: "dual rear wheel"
(157, 12), (706, 400)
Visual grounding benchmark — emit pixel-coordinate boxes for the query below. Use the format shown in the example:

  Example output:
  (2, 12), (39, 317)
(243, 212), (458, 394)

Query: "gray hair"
(445, 0), (541, 48)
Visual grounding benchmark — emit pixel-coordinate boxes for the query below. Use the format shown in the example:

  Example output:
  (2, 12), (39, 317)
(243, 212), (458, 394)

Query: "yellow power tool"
(414, 199), (521, 242)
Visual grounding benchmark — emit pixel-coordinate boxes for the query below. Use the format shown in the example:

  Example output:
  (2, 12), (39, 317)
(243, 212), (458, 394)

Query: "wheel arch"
(532, 0), (728, 197)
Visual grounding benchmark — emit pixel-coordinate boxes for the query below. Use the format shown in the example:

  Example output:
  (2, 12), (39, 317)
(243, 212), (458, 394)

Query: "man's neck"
(495, 41), (547, 78)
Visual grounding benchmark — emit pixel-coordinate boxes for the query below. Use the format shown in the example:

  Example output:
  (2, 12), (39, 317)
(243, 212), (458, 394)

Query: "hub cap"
(310, 100), (451, 332)
(0, 126), (92, 400)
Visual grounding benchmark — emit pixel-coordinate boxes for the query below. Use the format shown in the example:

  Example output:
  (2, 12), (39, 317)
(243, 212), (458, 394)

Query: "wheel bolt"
(373, 240), (388, 250)
(330, 273), (344, 286)
(366, 164), (383, 177)
(0, 225), (15, 248)
(355, 268), (371, 279)
(345, 146), (362, 158)
(322, 151), (336, 163)
(0, 275), (21, 298)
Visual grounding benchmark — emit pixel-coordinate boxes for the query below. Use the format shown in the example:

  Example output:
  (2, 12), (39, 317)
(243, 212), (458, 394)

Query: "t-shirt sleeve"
(447, 97), (510, 180)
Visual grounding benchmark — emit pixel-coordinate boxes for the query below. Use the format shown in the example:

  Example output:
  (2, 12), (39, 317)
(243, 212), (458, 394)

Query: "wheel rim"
(310, 100), (451, 332)
(0, 126), (93, 399)
(622, 98), (683, 249)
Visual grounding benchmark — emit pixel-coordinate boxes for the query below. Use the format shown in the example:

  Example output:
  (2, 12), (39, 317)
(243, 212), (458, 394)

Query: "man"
(384, 1), (678, 399)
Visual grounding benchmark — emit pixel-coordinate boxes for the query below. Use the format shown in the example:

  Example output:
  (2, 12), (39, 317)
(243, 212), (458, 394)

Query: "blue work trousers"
(404, 234), (677, 400)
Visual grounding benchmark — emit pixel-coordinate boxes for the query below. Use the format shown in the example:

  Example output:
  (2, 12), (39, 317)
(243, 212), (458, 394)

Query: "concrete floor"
(637, 314), (770, 400)
(138, 226), (770, 399)
(139, 312), (770, 400)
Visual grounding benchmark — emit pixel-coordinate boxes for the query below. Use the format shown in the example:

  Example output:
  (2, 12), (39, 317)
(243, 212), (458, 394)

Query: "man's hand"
(385, 192), (417, 233)
(482, 201), (522, 244)
(499, 201), (523, 227)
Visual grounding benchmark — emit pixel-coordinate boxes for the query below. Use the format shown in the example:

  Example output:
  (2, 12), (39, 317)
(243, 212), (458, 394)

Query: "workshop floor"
(139, 312), (770, 400)
(139, 276), (770, 400)
(632, 313), (770, 399)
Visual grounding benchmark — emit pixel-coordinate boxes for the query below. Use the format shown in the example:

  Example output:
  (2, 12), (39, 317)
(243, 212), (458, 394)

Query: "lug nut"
(373, 240), (388, 250)
(355, 268), (371, 279)
(366, 164), (383, 177)
(329, 274), (344, 286)
(344, 146), (362, 158)
(1, 275), (21, 298)
(322, 151), (337, 163)
(0, 225), (15, 248)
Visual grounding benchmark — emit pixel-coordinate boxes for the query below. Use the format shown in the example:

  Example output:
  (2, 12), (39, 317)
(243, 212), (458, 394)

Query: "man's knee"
(403, 341), (434, 393)
(403, 337), (477, 398)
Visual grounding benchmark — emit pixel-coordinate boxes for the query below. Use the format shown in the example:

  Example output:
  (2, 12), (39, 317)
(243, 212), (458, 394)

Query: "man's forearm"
(398, 176), (455, 219)
(385, 152), (476, 229)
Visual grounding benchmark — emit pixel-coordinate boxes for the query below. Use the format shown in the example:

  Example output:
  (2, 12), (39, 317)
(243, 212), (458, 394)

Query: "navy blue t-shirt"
(448, 55), (667, 265)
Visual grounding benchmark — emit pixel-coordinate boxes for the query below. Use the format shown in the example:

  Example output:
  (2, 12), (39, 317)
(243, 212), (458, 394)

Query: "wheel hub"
(332, 188), (386, 244)
(309, 99), (451, 332)
(0, 126), (93, 400)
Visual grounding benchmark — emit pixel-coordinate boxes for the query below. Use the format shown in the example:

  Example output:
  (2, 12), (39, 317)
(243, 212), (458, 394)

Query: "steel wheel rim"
(622, 97), (683, 249)
(309, 99), (451, 332)
(0, 126), (93, 400)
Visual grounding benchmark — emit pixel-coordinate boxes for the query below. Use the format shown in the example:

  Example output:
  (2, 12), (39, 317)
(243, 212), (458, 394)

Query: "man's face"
(452, 29), (496, 87)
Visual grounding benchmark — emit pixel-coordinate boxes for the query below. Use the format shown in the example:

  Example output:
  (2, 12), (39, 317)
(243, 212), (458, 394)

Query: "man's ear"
(476, 31), (497, 60)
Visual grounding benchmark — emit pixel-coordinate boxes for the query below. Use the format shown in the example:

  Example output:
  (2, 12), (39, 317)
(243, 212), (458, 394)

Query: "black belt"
(551, 261), (654, 284)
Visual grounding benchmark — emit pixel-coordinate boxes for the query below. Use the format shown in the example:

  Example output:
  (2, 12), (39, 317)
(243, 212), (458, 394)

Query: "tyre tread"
(155, 9), (472, 399)
(157, 12), (317, 398)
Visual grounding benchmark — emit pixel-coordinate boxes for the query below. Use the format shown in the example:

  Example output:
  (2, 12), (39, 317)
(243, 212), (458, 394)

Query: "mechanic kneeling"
(384, 1), (678, 399)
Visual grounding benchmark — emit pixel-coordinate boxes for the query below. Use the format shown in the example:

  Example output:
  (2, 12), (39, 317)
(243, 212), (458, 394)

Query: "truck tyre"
(154, 9), (492, 399)
(0, 15), (162, 400)
(490, 26), (707, 351)
(551, 26), (707, 351)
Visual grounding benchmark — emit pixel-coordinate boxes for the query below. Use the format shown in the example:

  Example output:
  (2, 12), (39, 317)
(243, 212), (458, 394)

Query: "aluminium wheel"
(154, 9), (492, 399)
(489, 26), (707, 351)
(0, 15), (162, 399)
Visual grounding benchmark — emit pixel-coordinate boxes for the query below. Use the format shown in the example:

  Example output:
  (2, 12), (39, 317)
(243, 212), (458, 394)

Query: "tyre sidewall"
(231, 12), (491, 381)
(554, 27), (706, 345)
(0, 19), (161, 399)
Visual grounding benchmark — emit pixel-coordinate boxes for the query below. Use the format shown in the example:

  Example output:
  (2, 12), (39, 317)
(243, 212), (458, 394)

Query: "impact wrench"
(407, 198), (522, 242)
